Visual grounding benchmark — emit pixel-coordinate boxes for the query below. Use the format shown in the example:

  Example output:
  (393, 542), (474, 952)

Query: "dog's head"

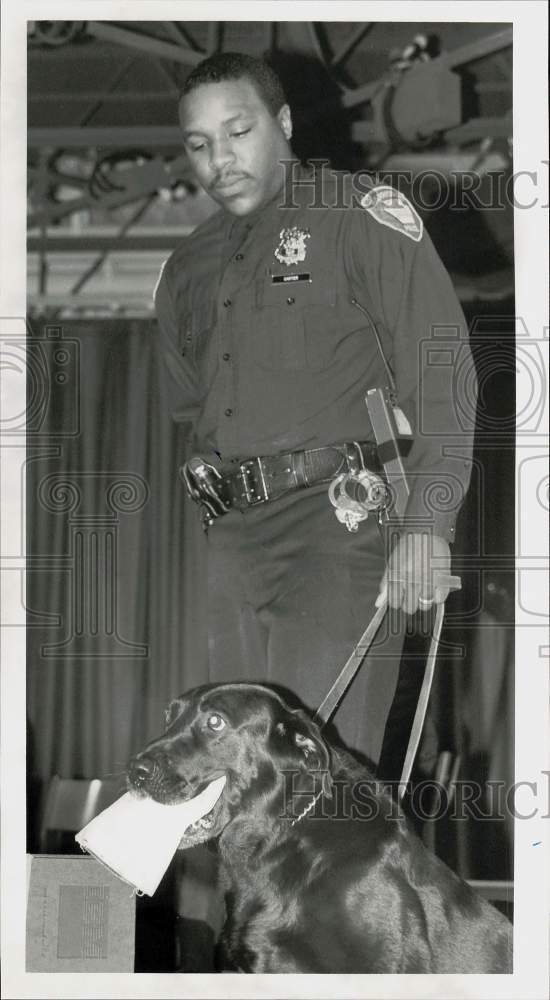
(127, 683), (333, 847)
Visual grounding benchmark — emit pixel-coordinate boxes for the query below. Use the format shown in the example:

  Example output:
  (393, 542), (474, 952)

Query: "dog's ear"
(291, 714), (333, 797)
(164, 698), (185, 730)
(294, 731), (319, 758)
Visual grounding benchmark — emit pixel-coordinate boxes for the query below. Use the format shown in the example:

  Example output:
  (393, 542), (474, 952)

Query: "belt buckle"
(239, 457), (269, 505)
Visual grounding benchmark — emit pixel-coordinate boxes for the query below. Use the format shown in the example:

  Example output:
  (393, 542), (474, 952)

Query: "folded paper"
(75, 776), (226, 896)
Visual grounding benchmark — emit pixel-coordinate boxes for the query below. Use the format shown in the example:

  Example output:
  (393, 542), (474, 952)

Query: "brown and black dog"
(127, 682), (512, 974)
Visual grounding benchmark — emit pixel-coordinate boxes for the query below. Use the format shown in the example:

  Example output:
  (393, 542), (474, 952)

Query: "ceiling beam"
(86, 21), (204, 66)
(28, 126), (183, 147)
(352, 115), (511, 146)
(29, 91), (181, 104)
(27, 233), (190, 253)
(330, 23), (374, 67)
(206, 21), (224, 56)
(444, 117), (512, 144)
(440, 28), (513, 69)
(165, 22), (203, 53)
(161, 21), (190, 45)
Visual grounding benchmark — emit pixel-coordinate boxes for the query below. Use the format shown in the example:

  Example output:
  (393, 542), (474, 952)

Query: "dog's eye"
(207, 714), (225, 732)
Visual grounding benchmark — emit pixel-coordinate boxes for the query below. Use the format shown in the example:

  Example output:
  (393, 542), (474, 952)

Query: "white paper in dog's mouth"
(179, 775), (227, 831)
(75, 775), (226, 895)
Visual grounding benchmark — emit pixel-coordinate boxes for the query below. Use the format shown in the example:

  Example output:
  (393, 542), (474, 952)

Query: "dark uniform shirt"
(154, 166), (476, 542)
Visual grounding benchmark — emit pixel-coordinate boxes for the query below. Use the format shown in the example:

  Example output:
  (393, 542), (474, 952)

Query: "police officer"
(155, 51), (475, 772)
(154, 50), (476, 971)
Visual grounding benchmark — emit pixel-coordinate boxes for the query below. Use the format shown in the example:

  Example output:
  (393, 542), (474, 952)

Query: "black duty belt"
(181, 442), (384, 528)
(223, 441), (382, 510)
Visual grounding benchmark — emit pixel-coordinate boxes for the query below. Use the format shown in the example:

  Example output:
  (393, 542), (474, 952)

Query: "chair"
(39, 774), (125, 853)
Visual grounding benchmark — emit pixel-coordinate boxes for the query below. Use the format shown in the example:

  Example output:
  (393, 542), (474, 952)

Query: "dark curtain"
(26, 318), (208, 803)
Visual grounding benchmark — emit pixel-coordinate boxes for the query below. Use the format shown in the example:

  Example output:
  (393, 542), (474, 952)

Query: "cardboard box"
(26, 854), (136, 972)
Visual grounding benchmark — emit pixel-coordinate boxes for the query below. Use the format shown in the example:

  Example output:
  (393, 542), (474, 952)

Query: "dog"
(127, 682), (512, 973)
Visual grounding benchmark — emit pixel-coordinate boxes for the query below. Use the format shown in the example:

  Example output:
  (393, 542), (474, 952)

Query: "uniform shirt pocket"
(253, 270), (337, 372)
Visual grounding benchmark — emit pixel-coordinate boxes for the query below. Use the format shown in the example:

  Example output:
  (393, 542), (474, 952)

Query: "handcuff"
(328, 466), (389, 532)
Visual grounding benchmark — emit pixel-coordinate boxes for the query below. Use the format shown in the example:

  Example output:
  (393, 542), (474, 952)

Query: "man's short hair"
(180, 52), (287, 116)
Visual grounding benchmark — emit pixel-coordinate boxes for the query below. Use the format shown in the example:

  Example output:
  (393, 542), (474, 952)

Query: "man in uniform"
(154, 51), (476, 967)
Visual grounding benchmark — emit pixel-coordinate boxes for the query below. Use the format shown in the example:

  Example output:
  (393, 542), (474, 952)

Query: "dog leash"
(314, 575), (461, 798)
(397, 600), (447, 799)
(314, 601), (388, 724)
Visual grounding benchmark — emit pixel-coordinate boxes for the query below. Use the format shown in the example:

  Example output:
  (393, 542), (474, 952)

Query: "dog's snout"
(127, 746), (188, 800)
(128, 754), (156, 787)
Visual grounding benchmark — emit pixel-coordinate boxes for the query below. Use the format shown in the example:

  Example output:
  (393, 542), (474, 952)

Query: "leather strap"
(314, 601), (389, 725)
(315, 578), (460, 796)
(397, 602), (444, 800)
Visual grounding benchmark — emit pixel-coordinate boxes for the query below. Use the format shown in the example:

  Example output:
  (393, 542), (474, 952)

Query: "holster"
(180, 458), (230, 530)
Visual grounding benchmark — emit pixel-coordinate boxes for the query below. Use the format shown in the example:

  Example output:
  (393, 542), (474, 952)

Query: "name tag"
(271, 273), (311, 284)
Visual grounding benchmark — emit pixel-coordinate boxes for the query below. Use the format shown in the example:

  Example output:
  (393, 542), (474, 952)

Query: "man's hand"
(376, 532), (452, 615)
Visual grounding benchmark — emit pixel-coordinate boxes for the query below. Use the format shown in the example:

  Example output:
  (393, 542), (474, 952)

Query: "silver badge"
(274, 227), (310, 266)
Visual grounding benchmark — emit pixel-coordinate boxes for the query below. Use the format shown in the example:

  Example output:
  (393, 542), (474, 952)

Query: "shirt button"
(286, 296), (295, 305)
(222, 352), (231, 361)
(225, 408), (233, 417)
(235, 253), (244, 261)
(223, 298), (232, 307)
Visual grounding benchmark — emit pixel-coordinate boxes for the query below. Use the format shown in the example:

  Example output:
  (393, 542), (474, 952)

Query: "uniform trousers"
(206, 482), (405, 763)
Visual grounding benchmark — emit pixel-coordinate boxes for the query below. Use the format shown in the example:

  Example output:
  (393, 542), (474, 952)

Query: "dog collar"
(289, 790), (323, 827)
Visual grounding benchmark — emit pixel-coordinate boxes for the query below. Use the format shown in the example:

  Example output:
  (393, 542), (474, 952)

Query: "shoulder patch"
(152, 258), (168, 301)
(360, 186), (423, 243)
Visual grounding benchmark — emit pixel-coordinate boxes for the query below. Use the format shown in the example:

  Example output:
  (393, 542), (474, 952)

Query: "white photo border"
(1, 2), (548, 998)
